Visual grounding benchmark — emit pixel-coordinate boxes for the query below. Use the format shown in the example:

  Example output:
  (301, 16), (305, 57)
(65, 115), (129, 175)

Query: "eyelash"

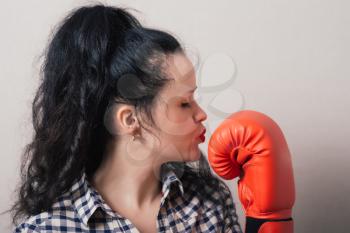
(181, 102), (191, 108)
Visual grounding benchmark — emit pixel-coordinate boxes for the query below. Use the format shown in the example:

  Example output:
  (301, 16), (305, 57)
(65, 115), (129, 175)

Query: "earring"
(125, 132), (154, 166)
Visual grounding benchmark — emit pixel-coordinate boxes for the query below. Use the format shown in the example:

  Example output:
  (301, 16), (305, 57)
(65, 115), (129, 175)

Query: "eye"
(181, 102), (191, 108)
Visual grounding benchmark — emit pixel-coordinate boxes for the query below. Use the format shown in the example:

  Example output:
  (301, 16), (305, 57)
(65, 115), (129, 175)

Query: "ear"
(116, 104), (140, 134)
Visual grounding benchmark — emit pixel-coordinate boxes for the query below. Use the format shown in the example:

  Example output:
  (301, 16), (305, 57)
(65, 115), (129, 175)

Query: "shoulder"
(13, 212), (51, 233)
(180, 171), (242, 232)
(13, 193), (80, 233)
(181, 170), (233, 209)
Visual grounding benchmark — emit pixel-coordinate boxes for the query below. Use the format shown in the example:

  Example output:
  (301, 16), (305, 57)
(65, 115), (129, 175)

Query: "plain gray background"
(1, 0), (349, 232)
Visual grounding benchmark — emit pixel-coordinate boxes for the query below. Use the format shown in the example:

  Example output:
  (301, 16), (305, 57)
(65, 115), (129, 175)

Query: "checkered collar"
(71, 163), (184, 226)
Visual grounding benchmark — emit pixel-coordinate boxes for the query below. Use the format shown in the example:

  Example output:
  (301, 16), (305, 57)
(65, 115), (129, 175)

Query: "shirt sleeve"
(219, 181), (243, 233)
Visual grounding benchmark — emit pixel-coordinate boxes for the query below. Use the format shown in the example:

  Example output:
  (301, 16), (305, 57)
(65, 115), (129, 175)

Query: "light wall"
(1, 1), (349, 232)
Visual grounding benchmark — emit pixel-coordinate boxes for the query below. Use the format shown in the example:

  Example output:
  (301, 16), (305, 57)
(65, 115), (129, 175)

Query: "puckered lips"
(197, 128), (206, 143)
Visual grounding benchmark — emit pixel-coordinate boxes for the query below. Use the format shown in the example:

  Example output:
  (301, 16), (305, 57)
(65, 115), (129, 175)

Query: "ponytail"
(9, 4), (141, 225)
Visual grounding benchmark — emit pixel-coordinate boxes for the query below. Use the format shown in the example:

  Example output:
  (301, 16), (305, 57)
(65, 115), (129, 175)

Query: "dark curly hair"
(6, 3), (236, 227)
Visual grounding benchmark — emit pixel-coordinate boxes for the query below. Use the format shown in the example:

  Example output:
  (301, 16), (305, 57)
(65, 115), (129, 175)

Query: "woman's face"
(151, 52), (207, 163)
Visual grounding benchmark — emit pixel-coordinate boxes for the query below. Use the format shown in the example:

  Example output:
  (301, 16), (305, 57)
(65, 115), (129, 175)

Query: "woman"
(11, 4), (242, 233)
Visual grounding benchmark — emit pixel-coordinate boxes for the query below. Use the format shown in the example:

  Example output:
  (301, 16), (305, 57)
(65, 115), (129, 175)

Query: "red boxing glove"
(208, 110), (295, 233)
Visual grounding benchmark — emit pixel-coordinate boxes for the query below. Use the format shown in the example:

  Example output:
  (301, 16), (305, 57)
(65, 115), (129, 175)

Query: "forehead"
(163, 52), (197, 96)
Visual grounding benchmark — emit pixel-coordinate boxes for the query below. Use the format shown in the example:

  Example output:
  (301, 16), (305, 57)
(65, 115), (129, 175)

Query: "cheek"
(155, 103), (197, 137)
(167, 109), (188, 123)
(159, 112), (196, 137)
(164, 98), (189, 123)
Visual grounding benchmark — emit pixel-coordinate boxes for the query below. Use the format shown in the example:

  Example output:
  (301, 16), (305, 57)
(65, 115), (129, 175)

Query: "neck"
(91, 137), (164, 210)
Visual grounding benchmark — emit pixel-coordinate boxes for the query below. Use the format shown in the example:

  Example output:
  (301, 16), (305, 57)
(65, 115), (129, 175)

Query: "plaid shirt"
(14, 164), (242, 233)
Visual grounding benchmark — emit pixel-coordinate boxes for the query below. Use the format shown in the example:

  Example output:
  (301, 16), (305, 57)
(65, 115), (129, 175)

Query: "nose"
(194, 104), (207, 123)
